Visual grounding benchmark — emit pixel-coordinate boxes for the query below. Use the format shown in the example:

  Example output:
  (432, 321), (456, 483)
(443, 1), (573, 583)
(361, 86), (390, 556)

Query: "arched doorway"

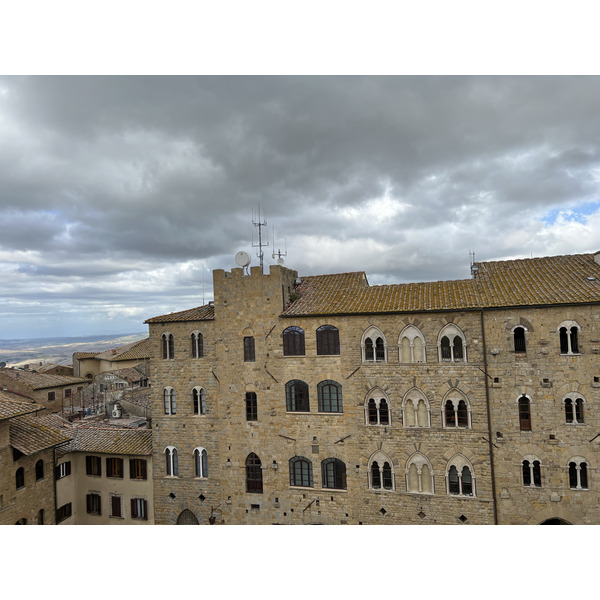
(176, 509), (199, 525)
(15, 518), (27, 525)
(540, 518), (572, 525)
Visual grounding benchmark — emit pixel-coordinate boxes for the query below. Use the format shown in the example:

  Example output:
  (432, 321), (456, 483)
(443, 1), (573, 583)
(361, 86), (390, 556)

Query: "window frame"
(243, 336), (256, 362)
(86, 455), (102, 477)
(283, 326), (305, 356)
(558, 321), (581, 355)
(285, 380), (310, 412)
(129, 458), (147, 480)
(246, 453), (263, 493)
(321, 458), (346, 490)
(86, 493), (102, 515)
(162, 332), (174, 359)
(35, 459), (44, 482)
(131, 497), (148, 520)
(56, 503), (72, 523)
(191, 331), (204, 358)
(106, 457), (124, 479)
(165, 446), (179, 477)
(194, 447), (208, 478)
(55, 461), (72, 480)
(316, 325), (340, 356)
(163, 386), (176, 415)
(512, 326), (527, 353)
(246, 392), (258, 421)
(15, 467), (25, 490)
(437, 324), (468, 362)
(110, 494), (123, 518)
(368, 451), (395, 491)
(405, 452), (434, 494)
(361, 326), (387, 363)
(317, 380), (343, 413)
(399, 325), (427, 363)
(289, 456), (314, 488)
(446, 456), (476, 497)
(193, 387), (206, 415)
(518, 395), (532, 431)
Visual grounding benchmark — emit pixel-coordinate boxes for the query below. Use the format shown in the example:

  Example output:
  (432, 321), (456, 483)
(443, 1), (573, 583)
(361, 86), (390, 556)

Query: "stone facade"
(147, 254), (600, 525)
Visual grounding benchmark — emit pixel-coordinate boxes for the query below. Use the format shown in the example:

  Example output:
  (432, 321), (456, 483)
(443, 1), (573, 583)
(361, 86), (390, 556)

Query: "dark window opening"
(514, 327), (526, 352)
(193, 388), (205, 415)
(286, 380), (309, 412)
(191, 332), (204, 358)
(86, 493), (101, 515)
(244, 336), (255, 362)
(316, 325), (340, 355)
(246, 392), (258, 421)
(111, 495), (122, 518)
(246, 453), (263, 493)
(130, 459), (147, 480)
(56, 503), (72, 523)
(290, 456), (313, 487)
(106, 458), (123, 479)
(15, 467), (25, 490)
(317, 380), (342, 413)
(283, 326), (305, 356)
(321, 458), (346, 490)
(86, 455), (102, 477)
(518, 396), (531, 431)
(35, 460), (44, 481)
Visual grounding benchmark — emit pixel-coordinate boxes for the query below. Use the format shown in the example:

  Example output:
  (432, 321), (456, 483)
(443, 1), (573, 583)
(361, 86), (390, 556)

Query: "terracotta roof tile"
(0, 394), (42, 420)
(71, 427), (152, 455)
(93, 338), (151, 362)
(9, 413), (74, 454)
(0, 368), (89, 390)
(145, 304), (215, 324)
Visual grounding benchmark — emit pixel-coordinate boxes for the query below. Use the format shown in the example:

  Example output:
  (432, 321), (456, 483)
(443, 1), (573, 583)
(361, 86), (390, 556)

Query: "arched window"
(518, 395), (531, 431)
(246, 453), (263, 493)
(176, 509), (199, 525)
(163, 387), (176, 415)
(194, 447), (208, 478)
(361, 326), (387, 362)
(192, 387), (206, 415)
(406, 453), (434, 494)
(513, 326), (527, 353)
(442, 390), (471, 428)
(446, 456), (475, 497)
(162, 333), (174, 359)
(35, 459), (44, 481)
(558, 321), (581, 355)
(15, 467), (25, 490)
(191, 331), (204, 358)
(402, 389), (430, 428)
(368, 451), (395, 490)
(437, 324), (467, 362)
(289, 456), (313, 487)
(399, 325), (427, 363)
(568, 457), (589, 490)
(522, 457), (542, 487)
(285, 380), (310, 412)
(317, 380), (343, 413)
(364, 389), (391, 426)
(283, 326), (305, 356)
(165, 446), (178, 476)
(321, 458), (347, 489)
(37, 509), (44, 525)
(564, 395), (585, 424)
(316, 325), (340, 355)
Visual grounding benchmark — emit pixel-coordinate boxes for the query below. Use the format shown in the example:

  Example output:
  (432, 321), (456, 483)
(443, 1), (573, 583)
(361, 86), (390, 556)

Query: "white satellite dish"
(277, 257), (285, 265)
(235, 251), (251, 267)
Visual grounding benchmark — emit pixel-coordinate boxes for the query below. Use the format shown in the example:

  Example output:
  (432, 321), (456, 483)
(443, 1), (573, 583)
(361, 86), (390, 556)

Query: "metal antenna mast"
(272, 225), (287, 264)
(252, 206), (269, 273)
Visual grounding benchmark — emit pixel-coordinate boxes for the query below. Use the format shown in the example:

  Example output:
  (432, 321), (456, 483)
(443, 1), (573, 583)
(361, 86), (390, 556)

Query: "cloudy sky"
(1, 75), (600, 339)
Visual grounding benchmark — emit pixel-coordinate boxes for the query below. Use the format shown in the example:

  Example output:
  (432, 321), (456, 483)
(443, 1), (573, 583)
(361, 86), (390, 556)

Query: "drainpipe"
(480, 309), (499, 525)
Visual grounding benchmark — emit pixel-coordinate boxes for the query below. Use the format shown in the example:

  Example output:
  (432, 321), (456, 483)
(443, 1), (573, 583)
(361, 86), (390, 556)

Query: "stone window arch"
(517, 394), (532, 431)
(558, 320), (581, 355)
(437, 324), (467, 362)
(406, 452), (434, 494)
(361, 326), (387, 363)
(192, 386), (206, 415)
(567, 456), (589, 490)
(285, 380), (310, 412)
(522, 454), (542, 487)
(176, 509), (199, 525)
(368, 451), (395, 491)
(163, 386), (176, 415)
(402, 388), (430, 428)
(317, 380), (343, 413)
(446, 455), (475, 497)
(164, 446), (178, 477)
(191, 331), (204, 358)
(364, 388), (391, 426)
(399, 325), (427, 363)
(289, 456), (313, 488)
(321, 458), (347, 490)
(162, 332), (174, 359)
(512, 325), (527, 353)
(442, 389), (471, 428)
(563, 393), (585, 424)
(246, 453), (263, 493)
(193, 447), (208, 478)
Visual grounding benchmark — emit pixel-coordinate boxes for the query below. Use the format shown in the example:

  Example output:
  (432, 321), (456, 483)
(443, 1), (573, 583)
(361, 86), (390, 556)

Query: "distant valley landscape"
(0, 332), (148, 368)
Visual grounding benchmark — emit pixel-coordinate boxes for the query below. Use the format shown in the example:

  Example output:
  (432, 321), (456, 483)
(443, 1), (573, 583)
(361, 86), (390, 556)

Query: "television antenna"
(252, 205), (269, 273)
(272, 225), (287, 265)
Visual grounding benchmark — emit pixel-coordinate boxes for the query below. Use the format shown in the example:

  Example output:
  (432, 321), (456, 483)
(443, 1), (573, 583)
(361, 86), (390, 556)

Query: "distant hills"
(0, 332), (148, 368)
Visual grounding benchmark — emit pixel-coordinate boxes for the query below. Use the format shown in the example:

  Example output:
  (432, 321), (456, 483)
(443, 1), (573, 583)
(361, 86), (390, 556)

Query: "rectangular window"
(129, 459), (147, 480)
(244, 336), (255, 362)
(110, 495), (123, 518)
(65, 388), (72, 398)
(86, 493), (102, 515)
(55, 461), (72, 479)
(246, 392), (258, 421)
(131, 498), (148, 520)
(106, 457), (124, 479)
(48, 391), (56, 402)
(86, 455), (102, 477)
(56, 503), (72, 523)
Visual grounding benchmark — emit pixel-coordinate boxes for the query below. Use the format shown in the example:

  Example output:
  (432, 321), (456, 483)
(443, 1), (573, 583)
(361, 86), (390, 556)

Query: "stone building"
(146, 251), (600, 525)
(0, 391), (72, 525)
(0, 369), (90, 417)
(73, 338), (151, 380)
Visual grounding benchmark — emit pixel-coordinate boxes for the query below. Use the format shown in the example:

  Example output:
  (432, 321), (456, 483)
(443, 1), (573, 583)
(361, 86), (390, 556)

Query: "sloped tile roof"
(282, 252), (600, 316)
(93, 337), (151, 362)
(0, 394), (42, 420)
(0, 369), (89, 390)
(73, 352), (101, 359)
(10, 413), (74, 454)
(121, 387), (151, 409)
(145, 303), (215, 324)
(71, 427), (152, 455)
(101, 367), (146, 383)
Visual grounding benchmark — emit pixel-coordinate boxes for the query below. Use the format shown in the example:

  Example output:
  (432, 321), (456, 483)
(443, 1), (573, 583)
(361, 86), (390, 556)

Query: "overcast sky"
(1, 75), (600, 339)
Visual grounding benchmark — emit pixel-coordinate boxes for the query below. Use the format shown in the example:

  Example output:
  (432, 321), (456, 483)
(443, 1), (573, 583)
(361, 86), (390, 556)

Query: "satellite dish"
(277, 257), (285, 265)
(235, 251), (251, 267)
